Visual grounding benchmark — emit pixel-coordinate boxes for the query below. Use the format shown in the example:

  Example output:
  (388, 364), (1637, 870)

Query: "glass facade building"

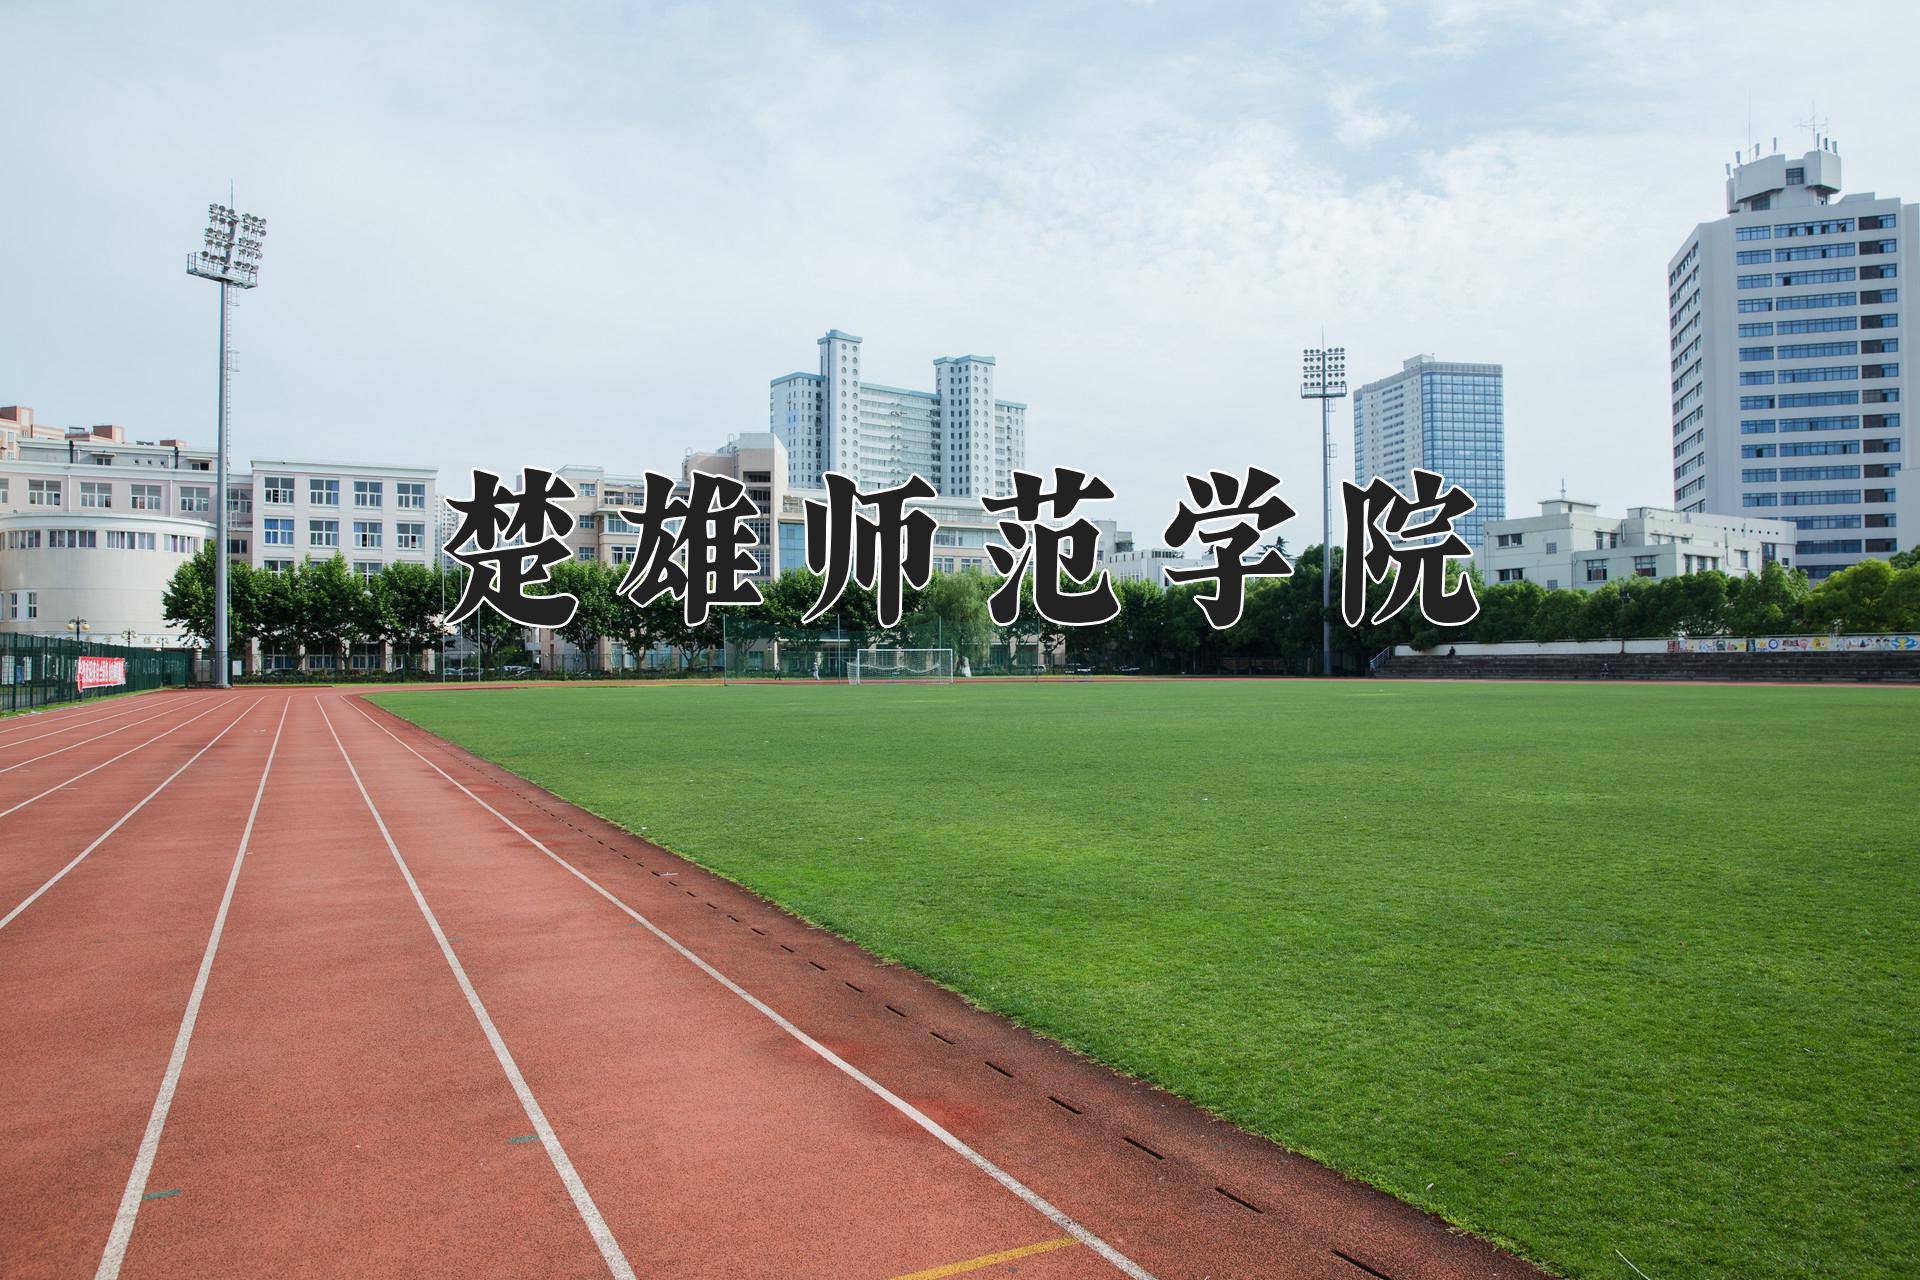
(1352, 356), (1507, 551)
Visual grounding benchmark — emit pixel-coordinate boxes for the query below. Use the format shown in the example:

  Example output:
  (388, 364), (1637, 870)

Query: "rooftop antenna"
(1559, 477), (1567, 501)
(1799, 104), (1828, 150)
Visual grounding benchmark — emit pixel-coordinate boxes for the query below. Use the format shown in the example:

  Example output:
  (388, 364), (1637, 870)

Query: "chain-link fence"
(721, 616), (1056, 683)
(0, 633), (195, 713)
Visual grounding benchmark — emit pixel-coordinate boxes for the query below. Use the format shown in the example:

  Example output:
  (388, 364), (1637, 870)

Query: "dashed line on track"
(0, 698), (265, 934)
(94, 699), (290, 1280)
(319, 699), (638, 1280)
(349, 697), (1159, 1280)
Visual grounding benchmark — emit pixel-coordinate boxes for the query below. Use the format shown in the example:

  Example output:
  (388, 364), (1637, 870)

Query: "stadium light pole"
(1300, 345), (1347, 677)
(186, 201), (266, 689)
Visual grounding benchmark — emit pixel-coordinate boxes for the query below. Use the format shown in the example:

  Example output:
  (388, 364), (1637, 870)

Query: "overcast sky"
(4, 0), (1918, 545)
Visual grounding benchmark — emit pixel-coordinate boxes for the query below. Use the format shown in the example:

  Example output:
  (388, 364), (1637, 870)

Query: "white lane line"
(351, 700), (1159, 1280)
(0, 695), (177, 752)
(93, 699), (290, 1280)
(0, 697), (235, 822)
(318, 699), (637, 1280)
(0, 699), (265, 933)
(0, 696), (214, 775)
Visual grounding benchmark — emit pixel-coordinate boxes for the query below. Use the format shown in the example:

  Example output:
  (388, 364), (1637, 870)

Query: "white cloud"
(2, 0), (1917, 546)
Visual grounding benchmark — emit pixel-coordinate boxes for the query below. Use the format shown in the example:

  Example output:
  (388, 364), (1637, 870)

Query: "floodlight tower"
(186, 202), (266, 688)
(1300, 345), (1347, 677)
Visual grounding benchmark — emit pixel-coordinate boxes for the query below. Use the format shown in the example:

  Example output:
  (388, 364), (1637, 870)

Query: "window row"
(259, 478), (428, 509)
(12, 526), (176, 551)
(259, 519), (428, 550)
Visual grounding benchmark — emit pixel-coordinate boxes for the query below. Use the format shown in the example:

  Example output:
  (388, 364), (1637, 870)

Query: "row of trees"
(161, 547), (513, 672)
(162, 543), (1920, 676)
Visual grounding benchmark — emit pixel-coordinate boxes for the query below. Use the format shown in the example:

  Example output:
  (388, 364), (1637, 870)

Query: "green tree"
(444, 566), (531, 669)
(162, 544), (265, 670)
(375, 561), (449, 672)
(1724, 559), (1812, 635)
(1802, 558), (1897, 633)
(293, 556), (372, 669)
(910, 568), (995, 670)
(542, 559), (624, 671)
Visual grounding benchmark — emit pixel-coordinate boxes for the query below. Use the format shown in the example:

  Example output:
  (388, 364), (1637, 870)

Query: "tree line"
(162, 543), (1920, 675)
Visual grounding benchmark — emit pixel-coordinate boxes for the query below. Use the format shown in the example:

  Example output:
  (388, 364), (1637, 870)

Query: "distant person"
(1447, 646), (1456, 658)
(811, 653), (821, 681)
(960, 656), (972, 679)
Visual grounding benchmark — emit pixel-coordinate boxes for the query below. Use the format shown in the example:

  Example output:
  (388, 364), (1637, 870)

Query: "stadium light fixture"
(1300, 345), (1348, 678)
(186, 199), (266, 688)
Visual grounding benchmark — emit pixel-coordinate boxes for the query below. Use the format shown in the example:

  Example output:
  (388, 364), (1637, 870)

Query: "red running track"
(0, 686), (1547, 1280)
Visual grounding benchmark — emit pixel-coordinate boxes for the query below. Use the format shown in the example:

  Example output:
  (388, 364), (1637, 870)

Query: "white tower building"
(1667, 138), (1913, 579)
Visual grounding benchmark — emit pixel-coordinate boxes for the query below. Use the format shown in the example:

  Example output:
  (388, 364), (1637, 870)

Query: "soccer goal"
(849, 647), (955, 684)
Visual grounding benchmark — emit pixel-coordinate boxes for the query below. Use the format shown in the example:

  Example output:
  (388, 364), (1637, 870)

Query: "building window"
(311, 478), (340, 506)
(1633, 555), (1658, 578)
(264, 476), (294, 504)
(263, 518), (294, 546)
(28, 479), (61, 506)
(180, 486), (211, 513)
(354, 561), (382, 583)
(352, 520), (382, 549)
(262, 559), (293, 574)
(577, 546), (596, 561)
(1584, 560), (1609, 582)
(1496, 568), (1524, 582)
(80, 481), (112, 508)
(397, 482), (426, 510)
(130, 483), (162, 511)
(395, 522), (424, 550)
(310, 519), (339, 548)
(229, 489), (252, 515)
(354, 480), (384, 508)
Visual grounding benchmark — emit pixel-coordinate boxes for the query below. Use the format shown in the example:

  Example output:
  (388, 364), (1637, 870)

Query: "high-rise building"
(769, 330), (1026, 499)
(1351, 355), (1506, 550)
(1667, 139), (1912, 579)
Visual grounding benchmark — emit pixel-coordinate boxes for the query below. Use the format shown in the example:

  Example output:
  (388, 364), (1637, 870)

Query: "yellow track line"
(885, 1235), (1080, 1279)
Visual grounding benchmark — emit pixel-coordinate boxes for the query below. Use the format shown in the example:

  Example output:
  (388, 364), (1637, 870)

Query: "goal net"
(849, 647), (955, 684)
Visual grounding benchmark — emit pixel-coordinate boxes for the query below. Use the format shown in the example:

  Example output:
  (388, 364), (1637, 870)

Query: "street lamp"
(69, 617), (89, 644)
(186, 201), (267, 689)
(1300, 345), (1347, 677)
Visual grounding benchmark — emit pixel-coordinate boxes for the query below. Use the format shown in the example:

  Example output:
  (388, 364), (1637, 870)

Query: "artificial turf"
(370, 679), (1919, 1280)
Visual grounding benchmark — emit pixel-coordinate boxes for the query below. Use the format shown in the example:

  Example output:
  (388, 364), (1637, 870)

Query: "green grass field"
(370, 679), (1919, 1280)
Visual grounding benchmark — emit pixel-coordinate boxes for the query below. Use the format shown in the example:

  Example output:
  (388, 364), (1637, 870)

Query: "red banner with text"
(75, 656), (127, 690)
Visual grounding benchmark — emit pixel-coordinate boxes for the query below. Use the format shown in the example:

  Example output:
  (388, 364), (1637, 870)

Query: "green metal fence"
(0, 633), (195, 713)
(720, 616), (1054, 682)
